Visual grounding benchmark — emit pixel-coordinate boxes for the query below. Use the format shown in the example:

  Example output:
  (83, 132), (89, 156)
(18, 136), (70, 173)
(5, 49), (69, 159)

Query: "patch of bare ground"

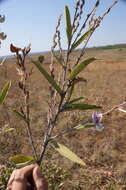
(0, 48), (126, 189)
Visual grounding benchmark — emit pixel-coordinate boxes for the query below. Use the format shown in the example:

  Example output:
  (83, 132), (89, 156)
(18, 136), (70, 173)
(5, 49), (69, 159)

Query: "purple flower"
(92, 112), (104, 131)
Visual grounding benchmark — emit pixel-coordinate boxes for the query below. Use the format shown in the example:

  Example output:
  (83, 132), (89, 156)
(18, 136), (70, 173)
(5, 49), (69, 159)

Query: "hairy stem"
(25, 92), (37, 160)
(37, 94), (65, 164)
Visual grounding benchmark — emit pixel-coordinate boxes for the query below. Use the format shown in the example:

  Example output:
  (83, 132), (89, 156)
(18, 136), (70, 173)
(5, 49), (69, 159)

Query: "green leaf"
(3, 128), (15, 133)
(62, 103), (101, 111)
(69, 97), (84, 104)
(51, 141), (85, 166)
(15, 161), (34, 168)
(70, 57), (96, 80)
(0, 81), (11, 105)
(71, 28), (94, 50)
(75, 123), (95, 130)
(9, 155), (35, 166)
(32, 61), (62, 95)
(65, 6), (72, 43)
(13, 110), (27, 122)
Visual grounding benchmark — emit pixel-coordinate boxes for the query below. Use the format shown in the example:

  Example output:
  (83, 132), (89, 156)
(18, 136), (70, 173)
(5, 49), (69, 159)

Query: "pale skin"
(7, 164), (48, 190)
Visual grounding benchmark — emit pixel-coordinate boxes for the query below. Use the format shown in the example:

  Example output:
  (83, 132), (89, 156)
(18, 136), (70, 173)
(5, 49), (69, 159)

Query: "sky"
(0, 0), (126, 56)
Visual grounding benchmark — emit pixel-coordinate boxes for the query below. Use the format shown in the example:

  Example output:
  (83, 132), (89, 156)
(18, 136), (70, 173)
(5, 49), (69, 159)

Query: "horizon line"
(1, 42), (126, 58)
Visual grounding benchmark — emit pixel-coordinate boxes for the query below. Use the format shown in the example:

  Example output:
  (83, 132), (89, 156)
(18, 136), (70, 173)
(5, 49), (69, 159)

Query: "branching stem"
(38, 94), (65, 164)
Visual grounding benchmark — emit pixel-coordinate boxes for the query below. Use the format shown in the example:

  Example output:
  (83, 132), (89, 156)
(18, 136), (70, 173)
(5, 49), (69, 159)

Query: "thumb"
(33, 166), (48, 190)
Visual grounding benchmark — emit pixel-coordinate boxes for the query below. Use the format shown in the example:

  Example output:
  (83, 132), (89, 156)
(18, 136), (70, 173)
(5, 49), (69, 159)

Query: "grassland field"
(0, 46), (126, 190)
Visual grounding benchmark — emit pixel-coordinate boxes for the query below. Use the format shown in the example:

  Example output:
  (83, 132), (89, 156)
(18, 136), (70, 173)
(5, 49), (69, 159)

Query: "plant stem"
(37, 94), (65, 164)
(37, 137), (49, 165)
(25, 92), (37, 160)
(51, 122), (94, 139)
(72, 5), (96, 46)
(75, 32), (93, 66)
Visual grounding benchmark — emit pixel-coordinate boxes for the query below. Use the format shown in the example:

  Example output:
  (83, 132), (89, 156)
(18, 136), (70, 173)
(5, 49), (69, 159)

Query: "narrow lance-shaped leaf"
(10, 155), (35, 167)
(32, 61), (62, 95)
(65, 6), (72, 43)
(62, 103), (101, 111)
(75, 123), (95, 130)
(70, 57), (96, 80)
(13, 110), (27, 123)
(71, 28), (94, 50)
(3, 128), (15, 133)
(0, 81), (11, 105)
(51, 141), (85, 166)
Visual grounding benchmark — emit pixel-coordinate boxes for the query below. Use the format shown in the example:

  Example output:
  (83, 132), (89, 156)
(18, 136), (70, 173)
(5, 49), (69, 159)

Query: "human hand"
(7, 164), (48, 190)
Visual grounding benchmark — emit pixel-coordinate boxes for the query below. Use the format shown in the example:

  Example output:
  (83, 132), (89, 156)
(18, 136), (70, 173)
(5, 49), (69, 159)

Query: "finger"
(20, 164), (36, 177)
(33, 166), (48, 190)
(11, 169), (28, 190)
(7, 182), (32, 190)
(6, 186), (12, 190)
(6, 165), (36, 190)
(8, 167), (32, 190)
(11, 178), (27, 190)
(7, 170), (16, 188)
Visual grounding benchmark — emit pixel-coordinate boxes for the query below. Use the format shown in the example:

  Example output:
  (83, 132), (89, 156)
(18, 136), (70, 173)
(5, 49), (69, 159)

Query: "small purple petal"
(92, 112), (103, 123)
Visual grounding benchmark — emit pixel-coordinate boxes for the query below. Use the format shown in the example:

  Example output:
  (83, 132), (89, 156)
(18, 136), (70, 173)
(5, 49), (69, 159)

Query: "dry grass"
(0, 47), (126, 189)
